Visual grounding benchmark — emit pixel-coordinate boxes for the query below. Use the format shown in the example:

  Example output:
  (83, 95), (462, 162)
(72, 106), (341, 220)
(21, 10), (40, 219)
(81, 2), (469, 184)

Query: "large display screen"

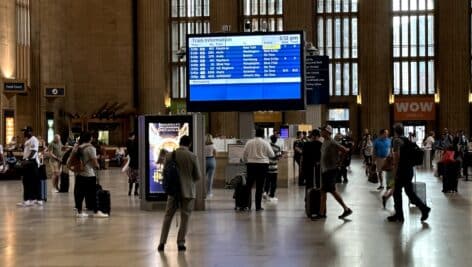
(144, 116), (192, 200)
(187, 31), (304, 112)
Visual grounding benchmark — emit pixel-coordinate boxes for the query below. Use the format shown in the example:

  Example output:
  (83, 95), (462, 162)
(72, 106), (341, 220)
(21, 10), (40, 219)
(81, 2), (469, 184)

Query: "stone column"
(437, 0), (469, 132)
(137, 0), (168, 114)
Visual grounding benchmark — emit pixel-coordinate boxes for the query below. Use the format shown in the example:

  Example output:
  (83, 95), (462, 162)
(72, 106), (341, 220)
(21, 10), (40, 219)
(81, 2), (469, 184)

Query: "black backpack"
(400, 137), (424, 167)
(162, 151), (181, 198)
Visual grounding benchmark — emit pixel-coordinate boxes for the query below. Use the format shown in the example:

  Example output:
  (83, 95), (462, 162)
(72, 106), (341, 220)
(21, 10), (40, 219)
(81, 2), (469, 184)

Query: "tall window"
(242, 0), (283, 32)
(16, 0), (30, 84)
(315, 0), (358, 96)
(393, 0), (435, 95)
(170, 0), (210, 99)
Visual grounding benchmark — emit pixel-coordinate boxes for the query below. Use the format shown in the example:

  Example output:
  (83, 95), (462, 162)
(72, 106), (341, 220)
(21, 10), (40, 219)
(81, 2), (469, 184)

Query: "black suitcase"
(59, 171), (69, 193)
(234, 183), (251, 211)
(442, 161), (459, 193)
(305, 188), (321, 218)
(96, 184), (111, 214)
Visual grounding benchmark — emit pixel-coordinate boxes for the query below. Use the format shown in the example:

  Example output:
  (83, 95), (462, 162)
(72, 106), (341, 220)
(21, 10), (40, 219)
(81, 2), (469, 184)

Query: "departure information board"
(187, 33), (303, 107)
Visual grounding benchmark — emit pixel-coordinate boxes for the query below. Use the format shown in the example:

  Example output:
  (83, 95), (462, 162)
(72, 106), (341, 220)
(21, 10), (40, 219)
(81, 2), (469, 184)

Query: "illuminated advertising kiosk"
(138, 114), (205, 211)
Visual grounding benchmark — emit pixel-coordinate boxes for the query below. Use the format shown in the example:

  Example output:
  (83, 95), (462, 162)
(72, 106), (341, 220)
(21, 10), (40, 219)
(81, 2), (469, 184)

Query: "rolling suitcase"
(411, 168), (426, 205)
(234, 183), (252, 211)
(442, 161), (459, 193)
(95, 184), (111, 214)
(59, 171), (69, 193)
(305, 188), (321, 218)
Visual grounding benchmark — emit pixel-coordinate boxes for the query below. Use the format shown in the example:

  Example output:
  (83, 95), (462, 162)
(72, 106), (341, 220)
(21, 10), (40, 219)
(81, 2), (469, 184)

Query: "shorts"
(385, 171), (395, 188)
(49, 160), (61, 173)
(376, 158), (386, 172)
(321, 169), (338, 193)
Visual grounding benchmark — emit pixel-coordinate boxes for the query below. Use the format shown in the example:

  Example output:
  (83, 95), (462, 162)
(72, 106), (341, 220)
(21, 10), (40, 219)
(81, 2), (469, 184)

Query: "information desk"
(212, 152), (293, 189)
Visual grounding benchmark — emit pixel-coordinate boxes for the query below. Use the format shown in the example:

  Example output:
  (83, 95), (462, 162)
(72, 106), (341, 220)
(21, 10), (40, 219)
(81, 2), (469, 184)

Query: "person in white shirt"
(204, 134), (217, 198)
(423, 131), (435, 168)
(242, 128), (275, 211)
(17, 126), (41, 207)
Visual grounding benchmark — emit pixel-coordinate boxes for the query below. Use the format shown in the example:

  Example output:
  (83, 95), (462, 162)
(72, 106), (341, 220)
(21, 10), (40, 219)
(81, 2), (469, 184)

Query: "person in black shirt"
(293, 131), (305, 186)
(301, 129), (322, 189)
(125, 132), (139, 196)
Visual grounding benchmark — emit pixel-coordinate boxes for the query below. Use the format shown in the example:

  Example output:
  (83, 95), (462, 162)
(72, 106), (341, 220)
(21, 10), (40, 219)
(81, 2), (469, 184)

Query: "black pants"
(22, 163), (40, 201)
(74, 176), (97, 212)
(246, 163), (268, 210)
(393, 167), (428, 218)
(264, 172), (277, 198)
(303, 163), (321, 189)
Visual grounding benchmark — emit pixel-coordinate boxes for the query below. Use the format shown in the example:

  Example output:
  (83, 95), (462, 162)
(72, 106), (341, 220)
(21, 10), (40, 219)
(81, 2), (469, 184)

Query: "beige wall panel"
(28, 0), (134, 137)
(137, 0), (167, 114)
(358, 0), (391, 132)
(437, 0), (470, 132)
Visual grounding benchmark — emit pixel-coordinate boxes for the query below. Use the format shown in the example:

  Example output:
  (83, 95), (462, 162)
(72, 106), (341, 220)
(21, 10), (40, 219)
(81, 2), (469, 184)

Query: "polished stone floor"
(1, 159), (472, 267)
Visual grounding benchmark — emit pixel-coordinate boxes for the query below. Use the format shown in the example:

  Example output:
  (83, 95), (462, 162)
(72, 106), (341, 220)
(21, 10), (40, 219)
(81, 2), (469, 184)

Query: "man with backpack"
(388, 123), (431, 222)
(69, 132), (109, 218)
(158, 136), (201, 252)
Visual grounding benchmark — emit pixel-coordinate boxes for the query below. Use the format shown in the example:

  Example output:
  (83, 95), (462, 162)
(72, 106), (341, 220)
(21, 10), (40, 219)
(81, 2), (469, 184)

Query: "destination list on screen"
(188, 34), (302, 101)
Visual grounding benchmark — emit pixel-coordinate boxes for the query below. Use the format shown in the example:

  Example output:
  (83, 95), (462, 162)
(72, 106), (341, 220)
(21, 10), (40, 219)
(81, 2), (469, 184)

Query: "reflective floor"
(1, 159), (472, 267)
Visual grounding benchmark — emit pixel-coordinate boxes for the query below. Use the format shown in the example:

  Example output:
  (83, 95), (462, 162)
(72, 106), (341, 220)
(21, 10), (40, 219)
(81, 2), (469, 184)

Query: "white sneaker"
(269, 197), (278, 202)
(262, 193), (268, 200)
(53, 189), (59, 193)
(206, 193), (213, 199)
(94, 210), (109, 218)
(76, 211), (89, 218)
(17, 200), (34, 207)
(35, 200), (44, 206)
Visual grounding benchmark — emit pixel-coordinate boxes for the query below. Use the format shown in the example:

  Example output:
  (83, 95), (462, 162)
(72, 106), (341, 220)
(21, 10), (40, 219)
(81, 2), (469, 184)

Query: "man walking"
(17, 126), (41, 207)
(388, 123), (431, 222)
(373, 129), (391, 190)
(313, 125), (352, 220)
(158, 136), (201, 252)
(243, 127), (275, 211)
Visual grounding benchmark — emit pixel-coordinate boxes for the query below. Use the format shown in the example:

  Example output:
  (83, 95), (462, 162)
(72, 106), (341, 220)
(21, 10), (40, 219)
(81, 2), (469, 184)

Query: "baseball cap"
(321, 125), (333, 134)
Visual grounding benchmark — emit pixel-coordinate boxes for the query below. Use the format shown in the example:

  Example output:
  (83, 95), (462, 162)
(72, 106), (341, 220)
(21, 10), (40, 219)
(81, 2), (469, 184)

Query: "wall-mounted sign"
(3, 81), (26, 93)
(305, 55), (329, 105)
(44, 85), (66, 97)
(394, 96), (435, 121)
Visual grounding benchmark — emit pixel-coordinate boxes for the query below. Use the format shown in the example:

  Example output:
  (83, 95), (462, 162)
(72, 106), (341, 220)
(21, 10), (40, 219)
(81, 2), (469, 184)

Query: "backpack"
(399, 137), (424, 167)
(66, 145), (90, 173)
(162, 151), (181, 198)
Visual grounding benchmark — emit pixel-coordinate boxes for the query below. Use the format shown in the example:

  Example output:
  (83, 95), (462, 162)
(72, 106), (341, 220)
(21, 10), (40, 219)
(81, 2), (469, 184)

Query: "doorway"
(403, 124), (426, 146)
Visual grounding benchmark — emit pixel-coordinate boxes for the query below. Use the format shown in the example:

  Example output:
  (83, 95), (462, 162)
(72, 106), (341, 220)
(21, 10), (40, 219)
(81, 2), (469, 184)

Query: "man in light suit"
(158, 135), (201, 252)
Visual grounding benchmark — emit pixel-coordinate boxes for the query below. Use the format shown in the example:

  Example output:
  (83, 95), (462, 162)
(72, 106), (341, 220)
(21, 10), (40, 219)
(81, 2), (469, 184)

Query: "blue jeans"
(206, 157), (216, 195)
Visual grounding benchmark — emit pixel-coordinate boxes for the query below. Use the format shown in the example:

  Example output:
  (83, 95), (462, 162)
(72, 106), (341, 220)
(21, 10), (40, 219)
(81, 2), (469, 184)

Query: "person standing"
(312, 125), (353, 220)
(423, 131), (435, 168)
(72, 132), (108, 218)
(293, 131), (305, 185)
(158, 136), (201, 252)
(242, 127), (275, 211)
(48, 134), (63, 192)
(373, 129), (392, 190)
(263, 134), (283, 202)
(388, 123), (431, 222)
(301, 129), (322, 189)
(17, 126), (41, 207)
(125, 132), (139, 196)
(204, 134), (216, 198)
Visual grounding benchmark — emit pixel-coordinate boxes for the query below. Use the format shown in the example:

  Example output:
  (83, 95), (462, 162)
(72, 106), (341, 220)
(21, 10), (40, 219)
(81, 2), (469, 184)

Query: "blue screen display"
(188, 34), (302, 102)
